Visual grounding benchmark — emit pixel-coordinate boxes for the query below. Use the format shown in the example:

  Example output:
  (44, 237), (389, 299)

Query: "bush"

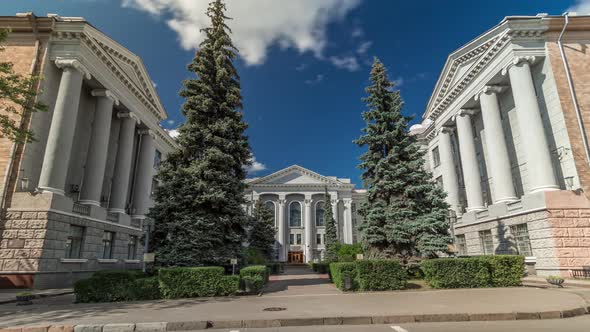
(266, 262), (283, 274)
(403, 262), (424, 279)
(336, 243), (363, 262)
(158, 267), (239, 299)
(422, 256), (524, 289)
(241, 275), (264, 293)
(355, 260), (407, 291)
(329, 262), (357, 291)
(240, 265), (269, 282)
(74, 270), (160, 303)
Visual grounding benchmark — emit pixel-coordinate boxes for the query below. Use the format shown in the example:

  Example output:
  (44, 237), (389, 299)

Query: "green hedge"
(329, 262), (356, 290)
(336, 243), (364, 262)
(356, 260), (407, 291)
(422, 255), (524, 289)
(330, 260), (408, 291)
(158, 267), (239, 298)
(240, 265), (269, 282)
(74, 270), (160, 303)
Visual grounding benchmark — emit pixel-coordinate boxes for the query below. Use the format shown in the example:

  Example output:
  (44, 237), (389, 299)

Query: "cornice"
(248, 165), (347, 187)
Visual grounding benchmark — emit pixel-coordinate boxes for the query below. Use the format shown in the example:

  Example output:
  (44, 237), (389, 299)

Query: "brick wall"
(547, 208), (590, 274)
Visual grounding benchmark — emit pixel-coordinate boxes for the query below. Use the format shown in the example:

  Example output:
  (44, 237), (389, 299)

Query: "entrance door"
(288, 251), (304, 263)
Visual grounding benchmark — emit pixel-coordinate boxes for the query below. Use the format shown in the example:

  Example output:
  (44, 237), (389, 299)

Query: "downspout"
(557, 13), (590, 165)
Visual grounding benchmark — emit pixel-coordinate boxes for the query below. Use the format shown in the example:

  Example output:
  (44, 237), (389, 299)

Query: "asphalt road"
(205, 315), (590, 331)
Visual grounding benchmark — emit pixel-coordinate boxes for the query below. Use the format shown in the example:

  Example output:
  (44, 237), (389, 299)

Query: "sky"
(2, 0), (589, 187)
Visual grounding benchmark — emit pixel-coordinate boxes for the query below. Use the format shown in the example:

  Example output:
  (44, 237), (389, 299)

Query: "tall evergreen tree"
(323, 187), (339, 262)
(354, 58), (451, 261)
(149, 0), (252, 267)
(249, 201), (276, 261)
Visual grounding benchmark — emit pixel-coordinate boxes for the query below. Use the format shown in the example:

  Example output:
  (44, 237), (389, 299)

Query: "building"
(245, 165), (366, 263)
(411, 14), (590, 276)
(0, 14), (177, 288)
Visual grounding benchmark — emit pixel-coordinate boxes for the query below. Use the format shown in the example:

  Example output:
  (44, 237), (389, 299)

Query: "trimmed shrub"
(130, 276), (162, 300)
(355, 260), (408, 291)
(480, 255), (524, 287)
(241, 275), (264, 293)
(158, 267), (239, 299)
(403, 262), (424, 279)
(329, 262), (357, 291)
(74, 270), (159, 303)
(240, 265), (268, 283)
(336, 243), (363, 262)
(422, 256), (524, 289)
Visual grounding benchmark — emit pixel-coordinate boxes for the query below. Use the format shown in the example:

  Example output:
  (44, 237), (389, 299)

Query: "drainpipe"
(558, 12), (590, 165)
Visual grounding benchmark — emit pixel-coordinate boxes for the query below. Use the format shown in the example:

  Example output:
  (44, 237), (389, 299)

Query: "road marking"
(391, 326), (408, 332)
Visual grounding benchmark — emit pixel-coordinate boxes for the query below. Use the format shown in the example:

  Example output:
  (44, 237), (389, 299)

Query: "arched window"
(315, 201), (325, 227)
(289, 201), (302, 227)
(265, 201), (276, 227)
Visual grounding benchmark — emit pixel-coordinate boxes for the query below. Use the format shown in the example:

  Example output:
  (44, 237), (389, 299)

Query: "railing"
(107, 212), (119, 223)
(72, 202), (90, 216)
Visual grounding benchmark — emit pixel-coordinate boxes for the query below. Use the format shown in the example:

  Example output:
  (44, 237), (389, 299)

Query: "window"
(128, 235), (138, 260)
(510, 224), (533, 257)
(265, 201), (276, 227)
(455, 235), (467, 256)
(150, 178), (158, 197)
(153, 150), (162, 169)
(102, 231), (115, 259)
(289, 201), (302, 227)
(316, 233), (324, 245)
(432, 146), (441, 168)
(315, 201), (325, 227)
(436, 176), (444, 189)
(296, 234), (302, 245)
(479, 230), (494, 255)
(65, 225), (84, 259)
(289, 233), (295, 245)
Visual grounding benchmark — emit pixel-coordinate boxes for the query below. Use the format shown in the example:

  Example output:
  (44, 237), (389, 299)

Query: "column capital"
(304, 199), (312, 206)
(343, 199), (352, 208)
(437, 126), (454, 136)
(139, 129), (157, 140)
(501, 56), (537, 76)
(475, 85), (507, 101)
(278, 198), (286, 206)
(91, 89), (120, 105)
(451, 109), (477, 122)
(117, 111), (141, 125)
(55, 57), (92, 80)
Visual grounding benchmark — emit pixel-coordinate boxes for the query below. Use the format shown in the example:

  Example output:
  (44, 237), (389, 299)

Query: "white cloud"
(568, 0), (590, 14)
(392, 77), (404, 87)
(295, 63), (307, 71)
(357, 40), (372, 54)
(329, 55), (360, 71)
(246, 156), (267, 173)
(166, 128), (179, 139)
(166, 119), (175, 125)
(123, 0), (361, 66)
(305, 74), (325, 85)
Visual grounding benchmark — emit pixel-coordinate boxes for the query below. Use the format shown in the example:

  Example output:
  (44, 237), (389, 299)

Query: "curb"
(1, 306), (588, 331)
(0, 291), (74, 305)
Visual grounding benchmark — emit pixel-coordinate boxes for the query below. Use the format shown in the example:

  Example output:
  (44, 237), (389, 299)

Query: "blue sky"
(2, 0), (588, 187)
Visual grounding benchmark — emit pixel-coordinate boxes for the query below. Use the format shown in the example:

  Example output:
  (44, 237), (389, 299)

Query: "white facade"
(245, 165), (366, 263)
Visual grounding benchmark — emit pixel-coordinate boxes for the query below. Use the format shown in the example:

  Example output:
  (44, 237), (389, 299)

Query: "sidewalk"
(0, 287), (588, 328)
(0, 289), (73, 305)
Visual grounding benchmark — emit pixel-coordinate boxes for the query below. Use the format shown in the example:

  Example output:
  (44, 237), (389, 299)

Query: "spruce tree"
(149, 0), (252, 267)
(354, 58), (451, 261)
(323, 187), (339, 262)
(249, 201), (276, 261)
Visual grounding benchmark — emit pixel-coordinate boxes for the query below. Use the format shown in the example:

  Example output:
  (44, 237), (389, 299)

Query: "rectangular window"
(153, 150), (162, 169)
(455, 235), (467, 256)
(127, 235), (138, 260)
(510, 224), (533, 257)
(316, 233), (323, 245)
(102, 231), (115, 259)
(432, 146), (441, 168)
(65, 225), (84, 259)
(296, 234), (302, 245)
(436, 176), (444, 189)
(289, 233), (294, 245)
(479, 230), (494, 255)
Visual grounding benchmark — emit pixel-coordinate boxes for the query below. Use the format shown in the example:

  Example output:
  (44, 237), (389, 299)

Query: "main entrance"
(288, 251), (304, 263)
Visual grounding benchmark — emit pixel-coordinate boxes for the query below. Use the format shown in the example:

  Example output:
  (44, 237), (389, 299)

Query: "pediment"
(267, 171), (326, 185)
(249, 165), (343, 186)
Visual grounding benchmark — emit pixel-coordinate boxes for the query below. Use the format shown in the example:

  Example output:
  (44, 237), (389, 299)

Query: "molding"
(451, 108), (477, 122)
(124, 259), (141, 264)
(138, 129), (157, 140)
(437, 126), (454, 136)
(54, 57), (92, 80)
(117, 111), (141, 125)
(91, 89), (120, 106)
(60, 258), (88, 263)
(248, 165), (348, 187)
(97, 259), (119, 264)
(501, 55), (537, 76)
(475, 85), (507, 101)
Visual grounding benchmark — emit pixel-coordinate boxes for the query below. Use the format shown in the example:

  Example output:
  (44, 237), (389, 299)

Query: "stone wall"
(547, 208), (590, 275)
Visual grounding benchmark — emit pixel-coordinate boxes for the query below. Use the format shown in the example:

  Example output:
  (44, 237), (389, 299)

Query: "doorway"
(288, 251), (304, 264)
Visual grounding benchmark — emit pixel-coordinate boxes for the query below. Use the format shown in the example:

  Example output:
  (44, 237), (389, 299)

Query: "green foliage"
(158, 267), (239, 298)
(241, 275), (264, 293)
(266, 262), (283, 275)
(337, 243), (363, 262)
(353, 58), (451, 260)
(403, 261), (424, 279)
(323, 187), (339, 262)
(149, 0), (251, 267)
(355, 260), (408, 291)
(240, 265), (269, 283)
(249, 201), (276, 261)
(243, 247), (268, 265)
(74, 270), (161, 303)
(422, 256), (524, 289)
(329, 262), (357, 291)
(0, 29), (46, 143)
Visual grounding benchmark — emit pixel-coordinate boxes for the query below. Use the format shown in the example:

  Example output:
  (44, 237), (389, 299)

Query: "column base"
(530, 185), (560, 194)
(37, 186), (65, 196)
(108, 208), (127, 214)
(494, 197), (519, 204)
(77, 199), (100, 207)
(466, 206), (486, 212)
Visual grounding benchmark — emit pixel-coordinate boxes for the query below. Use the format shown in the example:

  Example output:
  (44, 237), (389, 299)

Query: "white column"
(438, 127), (461, 213)
(330, 195), (339, 241)
(38, 58), (91, 195)
(477, 86), (518, 203)
(504, 56), (558, 193)
(343, 199), (353, 244)
(109, 112), (140, 214)
(79, 90), (119, 206)
(455, 109), (485, 211)
(131, 130), (156, 218)
(304, 196), (313, 263)
(277, 196), (286, 262)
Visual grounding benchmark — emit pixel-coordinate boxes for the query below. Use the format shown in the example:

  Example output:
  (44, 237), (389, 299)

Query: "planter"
(16, 294), (34, 306)
(547, 278), (565, 288)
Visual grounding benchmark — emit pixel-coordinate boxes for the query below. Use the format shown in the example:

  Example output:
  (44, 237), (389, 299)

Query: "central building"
(245, 165), (366, 263)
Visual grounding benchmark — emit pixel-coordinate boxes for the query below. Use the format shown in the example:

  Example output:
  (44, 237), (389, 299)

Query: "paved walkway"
(262, 264), (338, 296)
(0, 288), (73, 304)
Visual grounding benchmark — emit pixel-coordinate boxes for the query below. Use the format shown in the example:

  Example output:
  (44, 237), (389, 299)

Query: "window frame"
(102, 231), (116, 259)
(316, 233), (324, 245)
(455, 235), (467, 256)
(65, 225), (85, 259)
(432, 146), (441, 168)
(289, 201), (302, 227)
(296, 233), (302, 245)
(127, 235), (138, 260)
(264, 201), (276, 227)
(479, 230), (494, 255)
(315, 201), (325, 227)
(510, 223), (533, 257)
(153, 149), (162, 169)
(289, 233), (295, 245)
